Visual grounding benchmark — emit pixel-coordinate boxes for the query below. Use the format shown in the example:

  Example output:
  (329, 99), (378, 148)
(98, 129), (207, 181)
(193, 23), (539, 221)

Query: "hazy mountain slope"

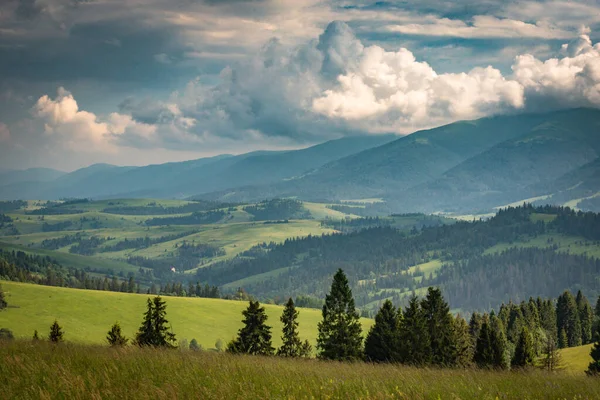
(0, 136), (395, 200)
(397, 109), (600, 212)
(0, 168), (65, 187)
(200, 111), (556, 202)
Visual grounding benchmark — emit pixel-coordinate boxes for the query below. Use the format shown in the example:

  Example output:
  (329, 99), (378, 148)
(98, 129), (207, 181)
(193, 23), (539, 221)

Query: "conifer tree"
(542, 333), (562, 372)
(107, 322), (128, 346)
(469, 312), (483, 349)
(134, 296), (177, 348)
(512, 327), (535, 368)
(49, 320), (64, 343)
(227, 300), (274, 355)
(317, 269), (363, 361)
(398, 296), (430, 365)
(558, 328), (568, 349)
(33, 330), (39, 340)
(595, 296), (600, 319)
(454, 315), (473, 367)
(421, 287), (457, 366)
(364, 300), (400, 362)
(474, 321), (494, 368)
(277, 298), (304, 357)
(490, 316), (509, 369)
(576, 291), (594, 344)
(0, 283), (7, 310)
(586, 333), (600, 376)
(557, 291), (582, 347)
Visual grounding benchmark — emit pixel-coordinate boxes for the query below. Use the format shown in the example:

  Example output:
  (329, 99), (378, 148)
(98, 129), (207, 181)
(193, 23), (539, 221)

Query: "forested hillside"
(196, 205), (600, 312)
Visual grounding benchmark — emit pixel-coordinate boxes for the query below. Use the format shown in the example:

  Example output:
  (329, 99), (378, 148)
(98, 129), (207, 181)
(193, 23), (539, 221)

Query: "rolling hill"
(0, 281), (373, 350)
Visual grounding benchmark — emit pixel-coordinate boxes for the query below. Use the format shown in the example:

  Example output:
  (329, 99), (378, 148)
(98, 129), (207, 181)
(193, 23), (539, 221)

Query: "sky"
(1, 0), (600, 171)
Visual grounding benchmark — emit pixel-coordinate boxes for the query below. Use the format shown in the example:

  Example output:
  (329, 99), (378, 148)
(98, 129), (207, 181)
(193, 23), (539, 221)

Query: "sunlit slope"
(0, 281), (373, 350)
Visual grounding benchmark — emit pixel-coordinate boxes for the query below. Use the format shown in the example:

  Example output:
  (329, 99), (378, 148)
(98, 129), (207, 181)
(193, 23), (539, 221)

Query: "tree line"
(7, 269), (600, 377)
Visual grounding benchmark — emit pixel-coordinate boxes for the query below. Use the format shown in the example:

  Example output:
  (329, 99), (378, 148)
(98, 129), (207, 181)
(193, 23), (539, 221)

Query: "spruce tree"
(474, 321), (494, 368)
(49, 320), (64, 343)
(595, 296), (600, 319)
(586, 333), (600, 376)
(0, 283), (7, 310)
(469, 312), (483, 349)
(490, 316), (509, 369)
(576, 291), (594, 345)
(454, 315), (473, 367)
(557, 291), (582, 347)
(559, 328), (568, 349)
(364, 300), (400, 362)
(512, 327), (535, 368)
(277, 298), (304, 357)
(227, 300), (274, 355)
(107, 322), (128, 346)
(398, 296), (430, 365)
(134, 296), (177, 348)
(421, 287), (457, 366)
(316, 269), (363, 361)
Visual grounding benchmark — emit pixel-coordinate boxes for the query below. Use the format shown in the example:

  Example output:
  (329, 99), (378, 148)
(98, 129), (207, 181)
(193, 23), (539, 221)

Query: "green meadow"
(2, 341), (599, 400)
(0, 281), (373, 350)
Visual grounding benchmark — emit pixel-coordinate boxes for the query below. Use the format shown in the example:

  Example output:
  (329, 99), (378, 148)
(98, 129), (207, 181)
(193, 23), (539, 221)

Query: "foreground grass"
(1, 341), (599, 400)
(0, 281), (372, 350)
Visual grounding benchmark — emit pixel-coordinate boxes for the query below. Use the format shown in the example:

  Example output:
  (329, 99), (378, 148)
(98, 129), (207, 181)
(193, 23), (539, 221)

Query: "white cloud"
(20, 24), (600, 160)
(385, 15), (574, 39)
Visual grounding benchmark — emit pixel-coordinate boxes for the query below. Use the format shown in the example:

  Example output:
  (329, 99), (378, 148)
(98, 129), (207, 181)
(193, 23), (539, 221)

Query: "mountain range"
(1, 108), (599, 214)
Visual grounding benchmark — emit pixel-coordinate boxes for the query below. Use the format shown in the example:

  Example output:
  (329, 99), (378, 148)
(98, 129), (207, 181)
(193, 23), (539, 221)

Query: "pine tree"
(559, 328), (568, 349)
(49, 320), (64, 343)
(512, 327), (535, 368)
(454, 315), (473, 367)
(107, 322), (128, 346)
(421, 287), (457, 366)
(227, 300), (274, 355)
(0, 283), (7, 310)
(317, 269), (363, 361)
(468, 312), (483, 349)
(277, 298), (304, 357)
(474, 321), (494, 368)
(364, 300), (400, 362)
(595, 296), (600, 319)
(586, 333), (600, 376)
(398, 296), (430, 365)
(134, 296), (177, 348)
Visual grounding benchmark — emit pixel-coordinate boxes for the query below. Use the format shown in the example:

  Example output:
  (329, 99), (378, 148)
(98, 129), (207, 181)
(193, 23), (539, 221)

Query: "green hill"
(0, 281), (373, 350)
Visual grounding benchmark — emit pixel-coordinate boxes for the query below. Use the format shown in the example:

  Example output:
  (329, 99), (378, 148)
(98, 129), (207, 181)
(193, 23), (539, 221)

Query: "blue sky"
(1, 0), (600, 170)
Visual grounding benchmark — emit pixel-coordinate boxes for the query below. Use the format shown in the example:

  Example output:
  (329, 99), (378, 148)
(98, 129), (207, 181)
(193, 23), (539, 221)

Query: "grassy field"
(0, 281), (373, 350)
(2, 341), (599, 400)
(561, 343), (594, 372)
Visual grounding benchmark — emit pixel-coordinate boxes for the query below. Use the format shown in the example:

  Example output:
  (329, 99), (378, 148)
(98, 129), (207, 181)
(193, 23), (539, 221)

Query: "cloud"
(31, 87), (159, 151)
(513, 34), (600, 109)
(12, 22), (600, 169)
(385, 15), (573, 39)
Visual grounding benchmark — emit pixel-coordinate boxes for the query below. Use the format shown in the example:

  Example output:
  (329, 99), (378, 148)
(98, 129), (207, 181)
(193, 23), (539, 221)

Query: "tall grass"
(2, 341), (599, 399)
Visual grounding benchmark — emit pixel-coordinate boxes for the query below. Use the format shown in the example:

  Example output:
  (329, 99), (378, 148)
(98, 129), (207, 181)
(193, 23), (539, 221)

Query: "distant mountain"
(0, 167), (65, 187)
(201, 108), (600, 213)
(0, 135), (395, 200)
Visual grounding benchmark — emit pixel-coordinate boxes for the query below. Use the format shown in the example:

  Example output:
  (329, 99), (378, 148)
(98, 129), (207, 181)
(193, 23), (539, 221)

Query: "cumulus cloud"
(20, 23), (600, 161)
(31, 87), (158, 151)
